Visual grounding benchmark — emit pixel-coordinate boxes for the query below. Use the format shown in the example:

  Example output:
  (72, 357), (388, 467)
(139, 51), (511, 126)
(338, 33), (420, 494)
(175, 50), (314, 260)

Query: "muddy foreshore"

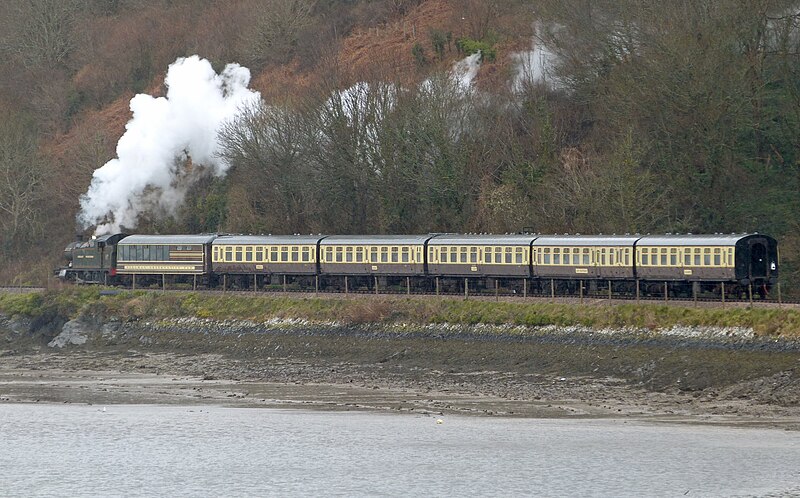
(1, 312), (800, 428)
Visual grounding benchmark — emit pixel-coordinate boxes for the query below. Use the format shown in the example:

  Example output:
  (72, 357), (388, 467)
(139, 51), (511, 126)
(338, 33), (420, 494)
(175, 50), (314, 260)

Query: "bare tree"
(0, 113), (44, 253)
(0, 0), (82, 69)
(239, 0), (315, 67)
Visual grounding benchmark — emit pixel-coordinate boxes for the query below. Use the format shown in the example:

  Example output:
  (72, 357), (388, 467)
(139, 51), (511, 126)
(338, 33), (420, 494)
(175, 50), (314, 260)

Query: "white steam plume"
(450, 52), (482, 91)
(78, 55), (261, 235)
(512, 23), (560, 91)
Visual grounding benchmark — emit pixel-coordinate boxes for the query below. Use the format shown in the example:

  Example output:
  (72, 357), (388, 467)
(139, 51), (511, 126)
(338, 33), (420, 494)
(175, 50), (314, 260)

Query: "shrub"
(411, 43), (428, 67)
(455, 37), (496, 62)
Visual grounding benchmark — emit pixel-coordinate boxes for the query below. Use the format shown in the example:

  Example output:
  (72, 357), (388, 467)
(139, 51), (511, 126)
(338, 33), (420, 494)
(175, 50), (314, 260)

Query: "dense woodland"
(0, 0), (799, 291)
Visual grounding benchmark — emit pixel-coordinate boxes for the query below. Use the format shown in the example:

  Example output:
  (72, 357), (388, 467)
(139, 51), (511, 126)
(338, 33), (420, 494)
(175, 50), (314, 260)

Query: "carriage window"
(727, 248), (733, 266)
(255, 247), (263, 262)
(516, 247), (525, 264)
(703, 248), (711, 266)
(553, 248), (561, 265)
(458, 247), (466, 263)
(235, 247), (243, 262)
(280, 247), (288, 262)
(380, 247), (388, 263)
(289, 246), (298, 262)
(641, 248), (649, 266)
(212, 247), (219, 261)
(469, 247), (478, 264)
(142, 245), (150, 260)
(355, 247), (363, 263)
(335, 247), (343, 263)
(390, 247), (399, 263)
(438, 248), (446, 263)
(693, 248), (701, 266)
(301, 247), (310, 262)
(713, 248), (721, 266)
(543, 248), (551, 265)
(684, 251), (691, 266)
(345, 247), (353, 263)
(609, 250), (616, 266)
(660, 248), (667, 266)
(245, 247), (253, 262)
(582, 248), (590, 265)
(484, 247), (492, 264)
(370, 247), (378, 263)
(225, 247), (232, 262)
(270, 247), (278, 262)
(401, 247), (410, 263)
(670, 248), (677, 266)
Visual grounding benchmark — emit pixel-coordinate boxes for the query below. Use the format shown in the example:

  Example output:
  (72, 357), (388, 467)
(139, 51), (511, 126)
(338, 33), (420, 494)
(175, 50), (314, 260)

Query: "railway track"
(96, 285), (800, 308)
(0, 286), (45, 294)
(1, 284), (795, 308)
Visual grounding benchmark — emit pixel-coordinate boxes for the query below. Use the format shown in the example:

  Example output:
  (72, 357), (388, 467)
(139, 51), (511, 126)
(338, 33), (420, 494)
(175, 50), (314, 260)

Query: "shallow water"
(1, 404), (799, 497)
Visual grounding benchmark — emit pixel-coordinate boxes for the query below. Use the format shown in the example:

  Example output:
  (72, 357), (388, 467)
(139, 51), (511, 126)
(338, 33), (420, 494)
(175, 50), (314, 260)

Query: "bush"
(455, 37), (496, 62)
(411, 43), (428, 67)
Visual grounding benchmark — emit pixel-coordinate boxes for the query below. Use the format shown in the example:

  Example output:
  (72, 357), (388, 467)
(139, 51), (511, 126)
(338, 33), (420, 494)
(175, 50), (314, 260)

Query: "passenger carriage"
(319, 235), (431, 276)
(635, 234), (778, 285)
(212, 235), (323, 275)
(531, 236), (638, 280)
(116, 234), (217, 287)
(426, 234), (535, 278)
(319, 235), (433, 292)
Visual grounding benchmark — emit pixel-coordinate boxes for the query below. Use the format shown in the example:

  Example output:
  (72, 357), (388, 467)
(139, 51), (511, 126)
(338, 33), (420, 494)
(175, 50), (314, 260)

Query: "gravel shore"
(1, 312), (799, 428)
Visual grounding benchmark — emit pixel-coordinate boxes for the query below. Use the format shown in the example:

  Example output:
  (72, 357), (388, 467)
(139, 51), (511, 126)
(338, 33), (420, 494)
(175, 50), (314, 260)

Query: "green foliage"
(429, 29), (451, 60)
(0, 292), (43, 317)
(4, 290), (799, 338)
(455, 37), (496, 62)
(411, 43), (428, 67)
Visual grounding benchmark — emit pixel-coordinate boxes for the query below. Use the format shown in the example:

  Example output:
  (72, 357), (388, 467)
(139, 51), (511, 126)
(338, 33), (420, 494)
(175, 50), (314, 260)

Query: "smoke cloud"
(78, 55), (261, 235)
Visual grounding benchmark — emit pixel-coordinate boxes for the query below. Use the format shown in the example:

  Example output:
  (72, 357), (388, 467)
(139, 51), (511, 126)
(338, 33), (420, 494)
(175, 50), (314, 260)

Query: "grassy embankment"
(1, 288), (799, 338)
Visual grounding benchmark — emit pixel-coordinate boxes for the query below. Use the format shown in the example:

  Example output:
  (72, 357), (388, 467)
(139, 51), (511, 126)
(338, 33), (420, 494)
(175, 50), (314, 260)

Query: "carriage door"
(749, 240), (768, 279)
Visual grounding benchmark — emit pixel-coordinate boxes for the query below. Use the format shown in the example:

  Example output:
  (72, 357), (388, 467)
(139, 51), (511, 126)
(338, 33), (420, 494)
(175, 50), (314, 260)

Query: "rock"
(48, 320), (89, 348)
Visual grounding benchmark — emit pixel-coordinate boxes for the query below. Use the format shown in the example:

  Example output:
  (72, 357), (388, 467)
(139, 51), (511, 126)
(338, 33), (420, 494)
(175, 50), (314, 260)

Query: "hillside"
(0, 0), (798, 293)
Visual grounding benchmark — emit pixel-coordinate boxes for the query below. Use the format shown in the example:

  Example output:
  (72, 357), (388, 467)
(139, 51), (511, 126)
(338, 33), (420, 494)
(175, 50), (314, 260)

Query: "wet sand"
(2, 347), (799, 429)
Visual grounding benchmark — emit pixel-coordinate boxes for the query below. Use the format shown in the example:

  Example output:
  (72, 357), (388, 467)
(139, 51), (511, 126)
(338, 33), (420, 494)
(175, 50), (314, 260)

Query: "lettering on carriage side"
(371, 265), (378, 271)
(121, 264), (196, 271)
(683, 269), (693, 275)
(471, 266), (478, 272)
(255, 265), (264, 270)
(575, 268), (588, 274)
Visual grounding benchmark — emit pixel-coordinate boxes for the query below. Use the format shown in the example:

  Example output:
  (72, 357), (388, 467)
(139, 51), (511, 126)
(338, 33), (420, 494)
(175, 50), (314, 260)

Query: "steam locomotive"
(57, 232), (779, 298)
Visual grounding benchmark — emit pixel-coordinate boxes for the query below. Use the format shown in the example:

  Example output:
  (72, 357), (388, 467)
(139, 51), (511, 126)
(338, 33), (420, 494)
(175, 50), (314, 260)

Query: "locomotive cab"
(58, 233), (128, 284)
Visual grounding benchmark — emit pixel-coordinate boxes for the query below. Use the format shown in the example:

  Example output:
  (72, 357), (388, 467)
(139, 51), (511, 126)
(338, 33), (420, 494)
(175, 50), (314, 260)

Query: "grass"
(1, 288), (800, 337)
